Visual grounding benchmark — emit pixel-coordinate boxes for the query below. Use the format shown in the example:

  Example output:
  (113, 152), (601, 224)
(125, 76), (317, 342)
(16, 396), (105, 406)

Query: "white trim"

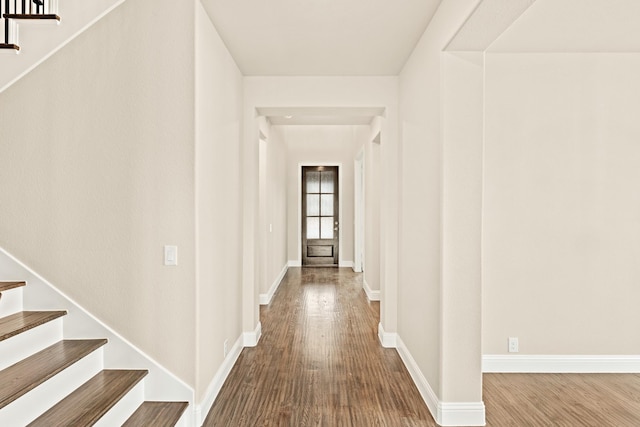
(195, 335), (243, 426)
(297, 162), (343, 266)
(288, 260), (301, 267)
(397, 336), (486, 426)
(438, 402), (487, 427)
(363, 278), (380, 302)
(243, 321), (262, 347)
(259, 263), (288, 305)
(0, 246), (194, 403)
(483, 354), (640, 373)
(377, 322), (396, 348)
(396, 335), (438, 416)
(338, 261), (353, 268)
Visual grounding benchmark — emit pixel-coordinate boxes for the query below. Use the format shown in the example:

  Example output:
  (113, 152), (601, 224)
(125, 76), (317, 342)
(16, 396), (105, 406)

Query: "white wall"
(364, 128), (381, 292)
(282, 125), (368, 265)
(398, 0), (482, 404)
(483, 52), (640, 356)
(0, 0), (196, 386)
(259, 126), (288, 296)
(195, 3), (244, 404)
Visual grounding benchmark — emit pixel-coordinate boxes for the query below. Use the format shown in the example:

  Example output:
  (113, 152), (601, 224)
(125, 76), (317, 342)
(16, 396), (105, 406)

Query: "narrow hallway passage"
(204, 268), (435, 426)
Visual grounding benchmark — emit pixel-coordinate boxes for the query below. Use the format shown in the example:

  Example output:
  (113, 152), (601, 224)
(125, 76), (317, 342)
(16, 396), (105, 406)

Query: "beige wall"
(282, 125), (368, 265)
(195, 3), (244, 401)
(398, 0), (482, 399)
(259, 125), (288, 294)
(483, 52), (640, 355)
(364, 126), (381, 292)
(0, 0), (196, 385)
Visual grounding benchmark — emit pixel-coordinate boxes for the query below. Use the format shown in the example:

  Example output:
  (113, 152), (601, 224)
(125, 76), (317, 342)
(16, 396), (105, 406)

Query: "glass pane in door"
(307, 217), (319, 239)
(320, 217), (334, 239)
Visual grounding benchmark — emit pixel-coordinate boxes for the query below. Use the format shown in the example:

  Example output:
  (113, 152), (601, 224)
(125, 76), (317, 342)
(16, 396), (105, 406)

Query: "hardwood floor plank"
(204, 267), (436, 426)
(0, 310), (66, 342)
(483, 373), (640, 426)
(0, 339), (107, 409)
(204, 267), (640, 426)
(28, 369), (148, 426)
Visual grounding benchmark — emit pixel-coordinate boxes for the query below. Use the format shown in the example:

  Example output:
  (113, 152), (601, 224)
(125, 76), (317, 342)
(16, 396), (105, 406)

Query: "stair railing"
(2, 0), (60, 50)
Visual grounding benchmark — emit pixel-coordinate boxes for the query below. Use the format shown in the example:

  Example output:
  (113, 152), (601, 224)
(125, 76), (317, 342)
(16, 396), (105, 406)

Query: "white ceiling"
(488, 0), (640, 52)
(200, 0), (442, 76)
(446, 0), (536, 51)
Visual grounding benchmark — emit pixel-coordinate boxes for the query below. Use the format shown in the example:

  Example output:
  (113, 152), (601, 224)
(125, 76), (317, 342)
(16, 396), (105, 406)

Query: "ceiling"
(200, 0), (442, 76)
(488, 0), (640, 52)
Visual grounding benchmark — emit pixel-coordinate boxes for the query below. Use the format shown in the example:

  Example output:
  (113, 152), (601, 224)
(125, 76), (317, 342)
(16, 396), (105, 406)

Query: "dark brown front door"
(302, 166), (339, 266)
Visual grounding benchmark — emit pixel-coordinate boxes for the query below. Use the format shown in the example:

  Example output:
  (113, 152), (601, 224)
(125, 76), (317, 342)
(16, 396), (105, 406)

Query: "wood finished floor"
(205, 268), (640, 426)
(204, 267), (434, 426)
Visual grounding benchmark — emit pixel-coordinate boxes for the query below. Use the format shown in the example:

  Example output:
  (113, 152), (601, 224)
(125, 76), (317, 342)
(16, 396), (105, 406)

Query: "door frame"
(297, 162), (343, 266)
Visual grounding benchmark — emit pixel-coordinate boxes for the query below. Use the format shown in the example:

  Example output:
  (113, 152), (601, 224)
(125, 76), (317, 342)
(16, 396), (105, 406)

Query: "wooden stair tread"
(0, 43), (20, 51)
(3, 14), (60, 21)
(28, 369), (148, 426)
(0, 281), (26, 292)
(0, 339), (107, 409)
(0, 310), (67, 342)
(123, 401), (189, 427)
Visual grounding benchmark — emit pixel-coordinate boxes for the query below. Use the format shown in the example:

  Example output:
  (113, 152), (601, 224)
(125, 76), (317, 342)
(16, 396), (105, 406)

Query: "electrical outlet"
(508, 337), (519, 353)
(224, 339), (228, 357)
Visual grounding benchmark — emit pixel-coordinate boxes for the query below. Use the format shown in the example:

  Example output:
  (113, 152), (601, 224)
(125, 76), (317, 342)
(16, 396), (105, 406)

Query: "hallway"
(204, 267), (435, 426)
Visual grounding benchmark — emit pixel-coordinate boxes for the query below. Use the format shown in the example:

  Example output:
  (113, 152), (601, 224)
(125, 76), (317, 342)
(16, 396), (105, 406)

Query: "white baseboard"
(288, 260), (301, 267)
(483, 354), (640, 373)
(243, 321), (262, 347)
(397, 336), (486, 426)
(259, 264), (288, 305)
(195, 335), (243, 426)
(338, 260), (353, 268)
(377, 322), (397, 348)
(363, 278), (380, 302)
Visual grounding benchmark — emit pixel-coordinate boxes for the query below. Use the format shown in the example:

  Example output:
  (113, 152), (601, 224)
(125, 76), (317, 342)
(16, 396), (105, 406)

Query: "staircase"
(1, 0), (60, 52)
(0, 280), (189, 426)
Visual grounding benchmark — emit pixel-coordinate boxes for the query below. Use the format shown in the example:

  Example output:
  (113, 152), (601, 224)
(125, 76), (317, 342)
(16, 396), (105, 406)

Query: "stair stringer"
(0, 246), (195, 426)
(0, 0), (127, 93)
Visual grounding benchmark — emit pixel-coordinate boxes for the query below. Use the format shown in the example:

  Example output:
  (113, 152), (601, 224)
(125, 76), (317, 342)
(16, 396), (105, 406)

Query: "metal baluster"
(3, 0), (7, 44)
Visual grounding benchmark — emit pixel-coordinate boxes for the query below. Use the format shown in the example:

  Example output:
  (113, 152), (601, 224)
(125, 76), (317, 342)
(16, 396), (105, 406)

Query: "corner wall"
(195, 2), (244, 406)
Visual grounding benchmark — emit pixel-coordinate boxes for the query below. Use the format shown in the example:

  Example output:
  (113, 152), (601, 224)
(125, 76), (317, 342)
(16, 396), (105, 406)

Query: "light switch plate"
(164, 245), (178, 266)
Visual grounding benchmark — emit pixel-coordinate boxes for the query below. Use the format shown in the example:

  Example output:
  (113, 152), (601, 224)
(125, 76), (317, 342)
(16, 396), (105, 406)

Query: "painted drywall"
(440, 52), (484, 403)
(398, 0), (482, 403)
(282, 125), (368, 265)
(364, 127), (381, 293)
(258, 125), (288, 295)
(483, 52), (640, 355)
(0, 0), (196, 385)
(195, 3), (244, 403)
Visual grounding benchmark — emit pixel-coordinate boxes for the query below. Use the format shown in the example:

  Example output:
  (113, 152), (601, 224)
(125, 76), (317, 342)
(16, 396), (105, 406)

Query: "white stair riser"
(0, 317), (63, 370)
(0, 347), (103, 426)
(0, 287), (23, 317)
(174, 408), (190, 427)
(94, 380), (145, 427)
